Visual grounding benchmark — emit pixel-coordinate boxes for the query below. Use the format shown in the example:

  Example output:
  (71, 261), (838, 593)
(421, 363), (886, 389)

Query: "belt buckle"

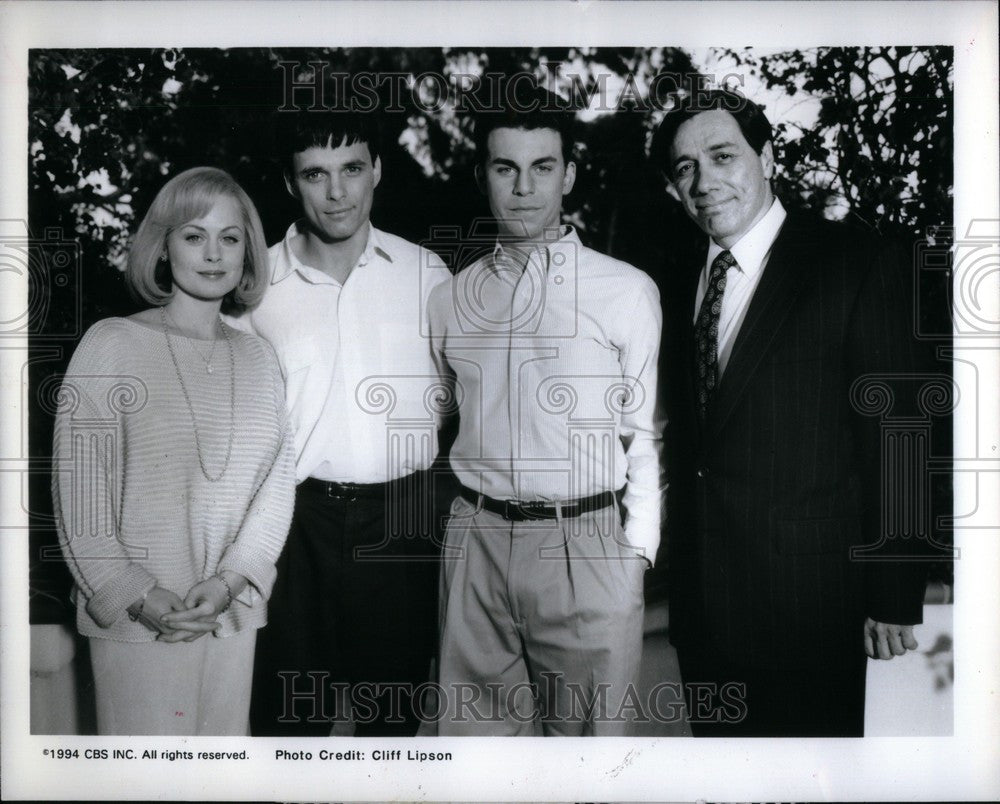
(327, 482), (357, 502)
(502, 499), (541, 520)
(506, 500), (549, 520)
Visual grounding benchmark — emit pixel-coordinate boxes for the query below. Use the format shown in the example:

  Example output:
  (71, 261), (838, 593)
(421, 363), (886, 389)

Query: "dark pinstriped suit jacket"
(664, 212), (928, 668)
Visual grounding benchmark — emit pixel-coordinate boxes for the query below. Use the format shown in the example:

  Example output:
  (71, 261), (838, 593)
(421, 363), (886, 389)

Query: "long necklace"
(163, 307), (220, 373)
(160, 306), (235, 482)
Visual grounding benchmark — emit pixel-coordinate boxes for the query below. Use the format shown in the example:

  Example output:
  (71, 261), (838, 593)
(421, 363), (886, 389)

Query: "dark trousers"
(676, 647), (868, 737)
(250, 471), (441, 736)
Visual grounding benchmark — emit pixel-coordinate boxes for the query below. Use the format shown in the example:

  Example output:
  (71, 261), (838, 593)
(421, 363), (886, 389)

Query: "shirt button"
(696, 467), (710, 478)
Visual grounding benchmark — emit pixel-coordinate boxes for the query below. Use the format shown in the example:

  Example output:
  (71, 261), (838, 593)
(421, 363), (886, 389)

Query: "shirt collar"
(706, 198), (787, 277)
(359, 225), (395, 268)
(490, 224), (580, 274)
(272, 221), (394, 285)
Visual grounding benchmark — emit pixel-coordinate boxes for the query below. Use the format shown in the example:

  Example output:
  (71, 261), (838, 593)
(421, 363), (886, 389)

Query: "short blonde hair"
(126, 167), (270, 312)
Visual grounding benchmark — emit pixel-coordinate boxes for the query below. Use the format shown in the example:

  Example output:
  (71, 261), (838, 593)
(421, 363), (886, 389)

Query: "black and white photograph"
(1, 1), (997, 801)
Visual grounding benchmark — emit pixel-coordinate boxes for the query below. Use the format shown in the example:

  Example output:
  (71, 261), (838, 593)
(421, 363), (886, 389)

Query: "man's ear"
(759, 140), (775, 180)
(474, 163), (486, 195)
(372, 156), (382, 189)
(283, 171), (299, 199)
(562, 160), (577, 196)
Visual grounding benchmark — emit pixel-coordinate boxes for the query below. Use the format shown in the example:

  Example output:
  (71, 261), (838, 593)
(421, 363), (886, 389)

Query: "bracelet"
(128, 588), (151, 622)
(215, 574), (234, 613)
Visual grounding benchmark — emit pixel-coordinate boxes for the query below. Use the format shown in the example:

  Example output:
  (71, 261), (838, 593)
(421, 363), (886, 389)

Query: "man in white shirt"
(652, 89), (929, 735)
(428, 82), (664, 735)
(230, 111), (450, 736)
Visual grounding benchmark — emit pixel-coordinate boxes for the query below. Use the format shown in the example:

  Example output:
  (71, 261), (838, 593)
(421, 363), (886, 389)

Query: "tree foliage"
(28, 47), (705, 296)
(719, 47), (953, 243)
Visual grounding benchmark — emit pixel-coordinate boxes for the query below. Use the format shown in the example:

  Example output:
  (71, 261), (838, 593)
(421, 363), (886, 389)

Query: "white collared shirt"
(226, 222), (451, 483)
(694, 199), (787, 375)
(428, 226), (665, 561)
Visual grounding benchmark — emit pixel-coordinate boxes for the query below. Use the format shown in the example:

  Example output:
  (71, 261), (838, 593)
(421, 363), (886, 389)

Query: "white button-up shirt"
(227, 222), (451, 483)
(428, 226), (665, 561)
(695, 199), (787, 375)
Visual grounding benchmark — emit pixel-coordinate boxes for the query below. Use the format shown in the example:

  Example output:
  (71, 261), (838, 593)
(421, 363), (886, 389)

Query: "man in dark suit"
(651, 89), (929, 736)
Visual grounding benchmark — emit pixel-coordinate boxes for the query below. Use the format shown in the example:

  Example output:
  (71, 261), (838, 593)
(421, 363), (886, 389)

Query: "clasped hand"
(131, 576), (241, 643)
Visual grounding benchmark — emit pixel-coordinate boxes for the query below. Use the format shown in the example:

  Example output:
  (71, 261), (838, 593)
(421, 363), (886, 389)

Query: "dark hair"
(276, 109), (381, 174)
(472, 77), (576, 166)
(651, 88), (773, 178)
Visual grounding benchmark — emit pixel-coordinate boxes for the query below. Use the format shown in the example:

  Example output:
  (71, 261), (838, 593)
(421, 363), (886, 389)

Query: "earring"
(159, 253), (168, 263)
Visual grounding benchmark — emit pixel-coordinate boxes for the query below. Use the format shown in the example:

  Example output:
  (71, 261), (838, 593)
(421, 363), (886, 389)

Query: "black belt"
(458, 484), (618, 522)
(300, 476), (398, 500)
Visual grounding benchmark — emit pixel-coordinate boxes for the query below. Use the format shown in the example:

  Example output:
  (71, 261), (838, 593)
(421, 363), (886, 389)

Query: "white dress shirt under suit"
(694, 198), (787, 375)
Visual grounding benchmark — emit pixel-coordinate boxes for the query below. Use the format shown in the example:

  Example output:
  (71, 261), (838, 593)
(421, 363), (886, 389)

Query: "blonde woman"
(52, 167), (294, 735)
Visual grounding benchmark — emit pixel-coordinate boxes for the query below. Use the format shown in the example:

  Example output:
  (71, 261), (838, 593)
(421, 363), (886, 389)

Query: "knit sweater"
(52, 316), (295, 642)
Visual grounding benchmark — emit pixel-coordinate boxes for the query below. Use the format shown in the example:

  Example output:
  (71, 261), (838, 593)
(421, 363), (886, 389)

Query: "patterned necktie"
(694, 249), (736, 423)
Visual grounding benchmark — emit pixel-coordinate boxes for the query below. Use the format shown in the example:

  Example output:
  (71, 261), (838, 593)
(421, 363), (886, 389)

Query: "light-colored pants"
(436, 495), (645, 736)
(89, 628), (256, 736)
(30, 624), (82, 735)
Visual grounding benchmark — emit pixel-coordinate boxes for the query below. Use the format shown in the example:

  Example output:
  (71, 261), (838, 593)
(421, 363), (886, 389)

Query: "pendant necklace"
(160, 306), (235, 482)
(163, 307), (220, 373)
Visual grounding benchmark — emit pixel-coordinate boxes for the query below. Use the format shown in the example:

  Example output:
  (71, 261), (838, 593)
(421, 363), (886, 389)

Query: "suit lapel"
(704, 214), (815, 440)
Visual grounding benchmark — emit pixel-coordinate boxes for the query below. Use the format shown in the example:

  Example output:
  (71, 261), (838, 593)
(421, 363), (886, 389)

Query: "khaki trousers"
(436, 495), (645, 736)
